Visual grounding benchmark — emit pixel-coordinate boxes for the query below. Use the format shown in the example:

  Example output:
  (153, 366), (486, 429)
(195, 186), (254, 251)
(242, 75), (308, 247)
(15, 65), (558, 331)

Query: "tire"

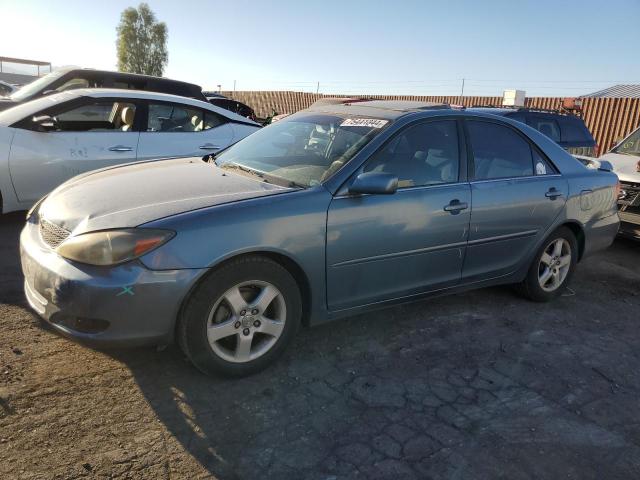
(518, 227), (578, 302)
(178, 255), (302, 377)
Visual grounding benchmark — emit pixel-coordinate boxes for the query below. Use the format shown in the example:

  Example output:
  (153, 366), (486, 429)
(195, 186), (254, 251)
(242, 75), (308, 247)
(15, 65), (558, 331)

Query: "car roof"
(80, 88), (214, 107)
(57, 67), (201, 88)
(308, 100), (450, 120)
(0, 88), (260, 126)
(467, 107), (582, 120)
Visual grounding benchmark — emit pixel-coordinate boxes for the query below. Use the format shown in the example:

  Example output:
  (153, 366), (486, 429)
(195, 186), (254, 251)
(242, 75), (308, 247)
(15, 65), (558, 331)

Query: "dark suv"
(0, 68), (207, 112)
(203, 92), (257, 121)
(468, 107), (597, 157)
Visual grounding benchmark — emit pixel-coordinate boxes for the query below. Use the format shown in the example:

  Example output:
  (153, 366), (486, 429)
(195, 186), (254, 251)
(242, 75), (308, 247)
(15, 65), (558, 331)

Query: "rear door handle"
(199, 143), (220, 150)
(444, 199), (469, 214)
(545, 187), (563, 199)
(108, 145), (133, 152)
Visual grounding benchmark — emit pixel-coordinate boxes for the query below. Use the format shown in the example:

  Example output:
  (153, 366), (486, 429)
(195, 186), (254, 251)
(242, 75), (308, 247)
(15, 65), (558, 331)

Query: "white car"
(576, 126), (640, 239)
(597, 126), (640, 239)
(0, 89), (261, 213)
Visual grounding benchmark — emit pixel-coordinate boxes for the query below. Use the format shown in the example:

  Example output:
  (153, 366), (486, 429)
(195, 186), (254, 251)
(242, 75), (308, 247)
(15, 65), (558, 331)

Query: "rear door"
(326, 119), (471, 310)
(136, 101), (235, 160)
(8, 97), (140, 204)
(462, 119), (568, 281)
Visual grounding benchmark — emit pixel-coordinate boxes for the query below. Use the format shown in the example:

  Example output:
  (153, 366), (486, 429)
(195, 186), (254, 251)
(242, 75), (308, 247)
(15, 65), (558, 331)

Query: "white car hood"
(38, 157), (293, 234)
(600, 152), (640, 184)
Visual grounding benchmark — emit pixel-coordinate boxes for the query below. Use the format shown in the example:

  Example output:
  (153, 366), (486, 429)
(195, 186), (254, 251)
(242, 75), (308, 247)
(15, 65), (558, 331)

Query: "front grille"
(619, 182), (640, 206)
(39, 218), (71, 248)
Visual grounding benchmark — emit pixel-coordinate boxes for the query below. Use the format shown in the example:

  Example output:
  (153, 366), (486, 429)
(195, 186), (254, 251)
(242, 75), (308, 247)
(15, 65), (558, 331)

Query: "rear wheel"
(519, 227), (577, 302)
(178, 256), (302, 377)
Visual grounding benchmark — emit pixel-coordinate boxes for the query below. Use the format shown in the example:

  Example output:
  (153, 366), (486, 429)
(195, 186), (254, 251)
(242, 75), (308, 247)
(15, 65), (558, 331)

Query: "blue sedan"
(20, 101), (620, 376)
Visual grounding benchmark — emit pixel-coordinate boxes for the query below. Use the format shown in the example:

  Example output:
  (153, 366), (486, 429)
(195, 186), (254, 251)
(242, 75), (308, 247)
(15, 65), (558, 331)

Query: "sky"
(1, 0), (639, 97)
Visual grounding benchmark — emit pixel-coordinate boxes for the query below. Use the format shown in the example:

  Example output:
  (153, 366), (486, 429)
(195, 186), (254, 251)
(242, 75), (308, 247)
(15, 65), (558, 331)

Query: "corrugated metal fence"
(222, 91), (640, 153)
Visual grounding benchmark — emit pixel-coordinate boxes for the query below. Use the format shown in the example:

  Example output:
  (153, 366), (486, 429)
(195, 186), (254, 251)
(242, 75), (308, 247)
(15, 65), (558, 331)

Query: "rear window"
(559, 117), (594, 144)
(526, 115), (561, 142)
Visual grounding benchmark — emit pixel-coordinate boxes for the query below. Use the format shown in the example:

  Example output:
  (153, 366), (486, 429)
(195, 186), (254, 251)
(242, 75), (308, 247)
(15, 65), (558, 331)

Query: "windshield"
(614, 127), (640, 157)
(9, 69), (67, 102)
(215, 113), (390, 187)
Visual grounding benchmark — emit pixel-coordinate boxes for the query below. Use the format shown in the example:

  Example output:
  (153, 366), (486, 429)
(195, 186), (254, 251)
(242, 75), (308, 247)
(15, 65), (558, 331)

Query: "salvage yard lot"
(1, 211), (640, 480)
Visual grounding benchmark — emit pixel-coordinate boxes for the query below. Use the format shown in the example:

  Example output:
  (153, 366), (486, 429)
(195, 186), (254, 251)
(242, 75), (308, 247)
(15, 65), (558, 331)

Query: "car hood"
(38, 157), (294, 234)
(600, 152), (640, 183)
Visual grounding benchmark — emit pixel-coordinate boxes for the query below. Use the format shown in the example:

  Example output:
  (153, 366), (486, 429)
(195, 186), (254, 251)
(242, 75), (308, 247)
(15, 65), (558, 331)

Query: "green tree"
(116, 3), (168, 76)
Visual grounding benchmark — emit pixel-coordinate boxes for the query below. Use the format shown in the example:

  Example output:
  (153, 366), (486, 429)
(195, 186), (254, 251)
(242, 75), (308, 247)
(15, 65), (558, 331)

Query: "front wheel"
(519, 227), (578, 302)
(178, 256), (302, 377)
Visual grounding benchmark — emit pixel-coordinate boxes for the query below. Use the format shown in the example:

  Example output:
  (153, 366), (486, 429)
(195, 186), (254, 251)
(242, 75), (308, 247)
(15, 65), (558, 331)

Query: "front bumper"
(618, 211), (640, 239)
(618, 181), (640, 240)
(20, 221), (204, 347)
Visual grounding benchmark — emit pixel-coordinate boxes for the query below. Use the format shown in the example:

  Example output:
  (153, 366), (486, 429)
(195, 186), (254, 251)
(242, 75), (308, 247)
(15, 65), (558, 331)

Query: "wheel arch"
(175, 250), (313, 343)
(560, 221), (586, 261)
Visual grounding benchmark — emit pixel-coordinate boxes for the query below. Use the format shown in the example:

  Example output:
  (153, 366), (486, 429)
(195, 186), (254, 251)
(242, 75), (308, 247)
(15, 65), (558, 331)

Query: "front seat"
(191, 115), (204, 132)
(121, 107), (135, 131)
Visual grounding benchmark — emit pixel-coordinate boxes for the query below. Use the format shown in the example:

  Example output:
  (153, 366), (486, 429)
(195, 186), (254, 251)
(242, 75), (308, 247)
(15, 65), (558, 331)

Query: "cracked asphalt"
(1, 211), (640, 479)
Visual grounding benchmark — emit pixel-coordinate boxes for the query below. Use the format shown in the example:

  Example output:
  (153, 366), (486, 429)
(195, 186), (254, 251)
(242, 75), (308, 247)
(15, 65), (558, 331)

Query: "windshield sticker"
(340, 118), (388, 129)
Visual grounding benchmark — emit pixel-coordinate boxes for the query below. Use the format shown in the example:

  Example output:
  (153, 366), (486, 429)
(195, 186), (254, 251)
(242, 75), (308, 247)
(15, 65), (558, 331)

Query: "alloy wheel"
(538, 238), (572, 292)
(206, 280), (286, 363)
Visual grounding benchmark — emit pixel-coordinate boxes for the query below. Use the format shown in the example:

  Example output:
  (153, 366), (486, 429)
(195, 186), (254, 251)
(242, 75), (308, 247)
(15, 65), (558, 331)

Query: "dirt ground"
(1, 211), (640, 479)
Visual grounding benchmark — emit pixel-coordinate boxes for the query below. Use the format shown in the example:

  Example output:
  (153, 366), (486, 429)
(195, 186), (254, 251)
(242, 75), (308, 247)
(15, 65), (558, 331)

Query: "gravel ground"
(1, 211), (640, 479)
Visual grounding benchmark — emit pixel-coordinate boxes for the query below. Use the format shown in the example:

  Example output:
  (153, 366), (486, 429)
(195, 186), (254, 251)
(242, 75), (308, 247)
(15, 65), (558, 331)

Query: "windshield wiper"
(220, 162), (266, 179)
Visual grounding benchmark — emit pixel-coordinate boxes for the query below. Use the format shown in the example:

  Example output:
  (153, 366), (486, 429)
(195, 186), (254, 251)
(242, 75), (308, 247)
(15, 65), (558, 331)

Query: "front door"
(136, 101), (235, 160)
(326, 119), (471, 311)
(9, 99), (140, 204)
(462, 119), (568, 281)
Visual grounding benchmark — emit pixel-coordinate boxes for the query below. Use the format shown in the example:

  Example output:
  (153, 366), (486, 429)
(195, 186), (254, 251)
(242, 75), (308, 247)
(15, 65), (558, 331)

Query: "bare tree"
(116, 3), (168, 76)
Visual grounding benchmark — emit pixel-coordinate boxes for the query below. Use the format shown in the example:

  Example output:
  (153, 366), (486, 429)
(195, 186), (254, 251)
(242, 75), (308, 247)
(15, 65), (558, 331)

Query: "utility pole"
(233, 80), (236, 92)
(316, 81), (320, 94)
(460, 78), (465, 102)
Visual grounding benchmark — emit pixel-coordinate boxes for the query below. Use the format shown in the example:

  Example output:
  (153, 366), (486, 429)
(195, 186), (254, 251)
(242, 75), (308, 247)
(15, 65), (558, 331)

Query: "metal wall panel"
(223, 91), (640, 155)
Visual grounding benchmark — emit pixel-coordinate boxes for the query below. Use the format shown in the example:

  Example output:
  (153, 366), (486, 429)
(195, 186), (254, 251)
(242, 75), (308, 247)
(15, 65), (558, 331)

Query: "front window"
(215, 113), (390, 187)
(363, 120), (460, 188)
(50, 101), (137, 132)
(614, 128), (640, 157)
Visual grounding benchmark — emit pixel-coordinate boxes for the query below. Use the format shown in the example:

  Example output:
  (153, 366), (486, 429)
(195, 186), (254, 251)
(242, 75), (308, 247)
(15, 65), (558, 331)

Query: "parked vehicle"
(0, 88), (260, 213)
(203, 92), (257, 121)
(20, 101), (619, 376)
(585, 125), (640, 239)
(468, 107), (598, 157)
(0, 80), (17, 97)
(270, 97), (372, 124)
(0, 68), (207, 112)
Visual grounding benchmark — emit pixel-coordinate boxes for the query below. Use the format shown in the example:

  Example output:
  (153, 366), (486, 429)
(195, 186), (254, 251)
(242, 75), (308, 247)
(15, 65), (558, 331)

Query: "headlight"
(56, 229), (175, 266)
(26, 195), (48, 222)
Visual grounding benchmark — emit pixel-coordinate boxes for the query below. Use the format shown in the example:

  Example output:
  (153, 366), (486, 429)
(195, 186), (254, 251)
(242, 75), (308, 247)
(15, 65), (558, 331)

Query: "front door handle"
(444, 199), (469, 214)
(545, 187), (563, 199)
(199, 143), (221, 150)
(108, 145), (133, 152)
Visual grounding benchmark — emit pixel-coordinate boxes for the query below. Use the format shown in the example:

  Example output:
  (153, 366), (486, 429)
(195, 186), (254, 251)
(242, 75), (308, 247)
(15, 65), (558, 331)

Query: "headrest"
(121, 107), (134, 125)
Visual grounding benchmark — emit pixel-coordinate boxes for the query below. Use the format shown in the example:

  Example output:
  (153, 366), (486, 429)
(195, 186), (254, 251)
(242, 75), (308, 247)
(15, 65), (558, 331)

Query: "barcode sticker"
(340, 118), (388, 129)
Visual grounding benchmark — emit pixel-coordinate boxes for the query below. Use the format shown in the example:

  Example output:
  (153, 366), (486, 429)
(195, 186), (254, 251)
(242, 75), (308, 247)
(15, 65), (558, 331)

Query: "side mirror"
(596, 160), (614, 172)
(349, 172), (398, 195)
(32, 115), (57, 132)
